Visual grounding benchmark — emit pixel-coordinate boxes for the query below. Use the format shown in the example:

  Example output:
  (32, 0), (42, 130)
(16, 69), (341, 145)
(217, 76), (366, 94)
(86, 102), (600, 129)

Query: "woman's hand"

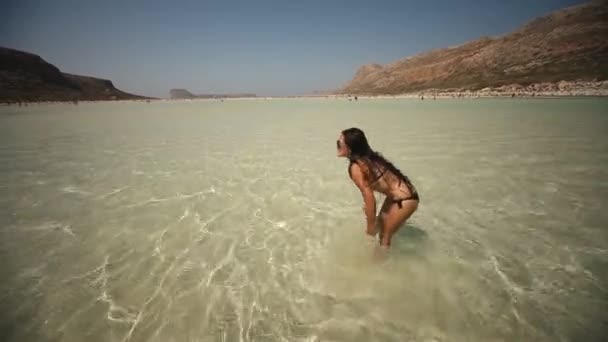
(367, 215), (381, 236)
(362, 207), (377, 235)
(366, 224), (377, 236)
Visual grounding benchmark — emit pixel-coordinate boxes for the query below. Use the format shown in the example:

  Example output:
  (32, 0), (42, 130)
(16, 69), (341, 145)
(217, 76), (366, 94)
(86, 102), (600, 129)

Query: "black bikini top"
(348, 158), (418, 199)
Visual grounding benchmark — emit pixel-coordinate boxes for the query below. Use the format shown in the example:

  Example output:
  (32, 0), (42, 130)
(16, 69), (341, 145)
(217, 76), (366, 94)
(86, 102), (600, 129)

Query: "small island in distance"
(169, 89), (256, 100)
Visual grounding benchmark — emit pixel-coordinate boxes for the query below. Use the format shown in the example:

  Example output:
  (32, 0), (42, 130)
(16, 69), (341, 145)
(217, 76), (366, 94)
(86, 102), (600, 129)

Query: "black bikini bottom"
(391, 192), (420, 208)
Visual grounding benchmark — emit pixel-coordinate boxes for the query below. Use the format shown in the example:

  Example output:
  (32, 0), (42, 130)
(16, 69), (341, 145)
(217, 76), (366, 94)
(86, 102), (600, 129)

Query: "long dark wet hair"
(342, 127), (412, 186)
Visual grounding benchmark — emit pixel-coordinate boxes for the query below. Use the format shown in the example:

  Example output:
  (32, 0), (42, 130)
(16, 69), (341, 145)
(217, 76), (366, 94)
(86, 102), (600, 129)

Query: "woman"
(337, 128), (419, 248)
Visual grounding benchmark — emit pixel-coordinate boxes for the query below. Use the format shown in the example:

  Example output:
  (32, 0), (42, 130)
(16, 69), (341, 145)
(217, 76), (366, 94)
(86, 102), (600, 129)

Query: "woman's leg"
(376, 197), (394, 243)
(379, 200), (418, 247)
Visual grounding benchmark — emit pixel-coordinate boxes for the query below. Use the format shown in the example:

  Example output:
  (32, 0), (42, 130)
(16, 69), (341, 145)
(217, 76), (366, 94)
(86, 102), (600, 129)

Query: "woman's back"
(353, 158), (418, 201)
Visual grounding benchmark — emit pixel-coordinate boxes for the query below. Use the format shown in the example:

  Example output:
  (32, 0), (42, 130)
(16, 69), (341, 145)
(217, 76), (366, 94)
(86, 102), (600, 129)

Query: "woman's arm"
(349, 162), (377, 235)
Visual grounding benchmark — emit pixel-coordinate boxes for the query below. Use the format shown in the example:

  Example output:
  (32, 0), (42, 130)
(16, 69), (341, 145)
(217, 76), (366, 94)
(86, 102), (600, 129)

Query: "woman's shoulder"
(348, 158), (371, 178)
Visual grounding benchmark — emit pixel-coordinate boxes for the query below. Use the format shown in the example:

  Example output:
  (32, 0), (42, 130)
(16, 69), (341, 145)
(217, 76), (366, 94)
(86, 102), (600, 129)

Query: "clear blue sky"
(2, 0), (586, 97)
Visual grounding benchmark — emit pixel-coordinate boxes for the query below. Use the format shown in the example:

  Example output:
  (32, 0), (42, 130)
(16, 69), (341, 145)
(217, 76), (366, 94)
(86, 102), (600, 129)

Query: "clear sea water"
(1, 98), (607, 342)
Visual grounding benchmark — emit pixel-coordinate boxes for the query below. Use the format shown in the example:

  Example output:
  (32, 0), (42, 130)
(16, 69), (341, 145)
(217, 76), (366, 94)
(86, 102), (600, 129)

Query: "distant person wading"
(336, 128), (419, 248)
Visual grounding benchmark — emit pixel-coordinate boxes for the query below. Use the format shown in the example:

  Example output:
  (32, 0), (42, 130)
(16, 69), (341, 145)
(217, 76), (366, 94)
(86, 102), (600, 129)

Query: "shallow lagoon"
(1, 98), (607, 341)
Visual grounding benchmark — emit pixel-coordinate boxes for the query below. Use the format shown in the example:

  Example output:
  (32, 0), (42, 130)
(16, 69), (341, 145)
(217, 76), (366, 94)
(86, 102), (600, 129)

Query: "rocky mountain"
(0, 47), (149, 102)
(340, 1), (608, 95)
(169, 88), (256, 99)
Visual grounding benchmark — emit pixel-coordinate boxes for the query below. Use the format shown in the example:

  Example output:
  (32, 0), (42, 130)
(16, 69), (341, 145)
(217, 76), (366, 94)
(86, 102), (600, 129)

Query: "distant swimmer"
(336, 128), (419, 248)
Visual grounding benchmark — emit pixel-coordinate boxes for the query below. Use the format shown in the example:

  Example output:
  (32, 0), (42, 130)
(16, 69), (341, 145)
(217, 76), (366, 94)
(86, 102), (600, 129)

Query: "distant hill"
(169, 89), (196, 99)
(169, 88), (256, 99)
(340, 1), (608, 95)
(0, 47), (150, 102)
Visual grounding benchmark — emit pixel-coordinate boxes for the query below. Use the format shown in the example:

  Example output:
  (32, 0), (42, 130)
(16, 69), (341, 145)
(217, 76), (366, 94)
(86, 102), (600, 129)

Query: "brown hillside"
(341, 1), (608, 94)
(0, 47), (150, 102)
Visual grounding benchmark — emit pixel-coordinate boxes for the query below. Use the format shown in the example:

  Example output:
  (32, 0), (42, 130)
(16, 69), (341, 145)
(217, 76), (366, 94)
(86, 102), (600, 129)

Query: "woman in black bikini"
(337, 128), (419, 248)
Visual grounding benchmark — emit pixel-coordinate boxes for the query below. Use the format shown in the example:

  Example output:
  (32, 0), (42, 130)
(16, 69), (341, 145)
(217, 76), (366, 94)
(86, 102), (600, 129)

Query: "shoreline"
(336, 80), (608, 99)
(2, 81), (607, 105)
(2, 95), (607, 106)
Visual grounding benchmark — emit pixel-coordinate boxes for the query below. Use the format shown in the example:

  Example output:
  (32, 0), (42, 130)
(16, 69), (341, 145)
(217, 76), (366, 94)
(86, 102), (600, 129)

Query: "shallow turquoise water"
(1, 98), (607, 341)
